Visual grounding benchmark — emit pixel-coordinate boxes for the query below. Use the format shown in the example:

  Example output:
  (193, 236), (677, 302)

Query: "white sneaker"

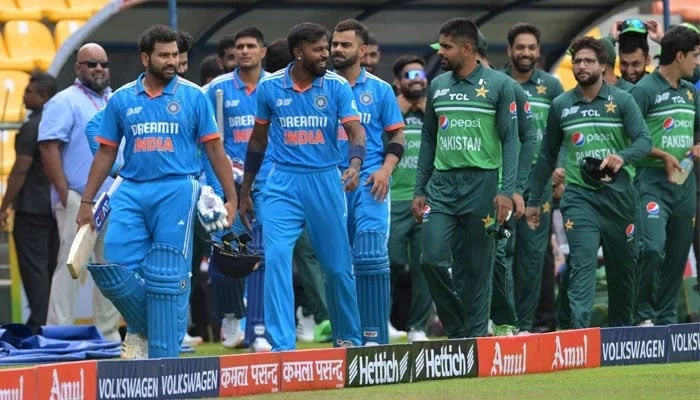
(182, 332), (203, 347)
(121, 332), (148, 359)
(251, 337), (272, 352)
(296, 307), (315, 343)
(221, 314), (245, 348)
(407, 328), (428, 343)
(517, 330), (532, 336)
(388, 322), (407, 340)
(364, 341), (380, 347)
(636, 319), (654, 327)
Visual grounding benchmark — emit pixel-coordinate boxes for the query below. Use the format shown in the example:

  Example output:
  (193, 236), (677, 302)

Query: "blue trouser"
(346, 168), (391, 344)
(244, 191), (268, 346)
(263, 164), (361, 350)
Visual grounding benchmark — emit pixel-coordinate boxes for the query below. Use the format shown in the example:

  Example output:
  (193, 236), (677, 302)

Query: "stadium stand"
(67, 0), (112, 13)
(4, 20), (55, 71)
(54, 19), (85, 49)
(0, 70), (29, 123)
(0, 0), (42, 22)
(17, 0), (93, 22)
(0, 32), (34, 72)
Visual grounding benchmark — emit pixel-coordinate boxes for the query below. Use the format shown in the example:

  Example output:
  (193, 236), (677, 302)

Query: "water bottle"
(672, 156), (693, 185)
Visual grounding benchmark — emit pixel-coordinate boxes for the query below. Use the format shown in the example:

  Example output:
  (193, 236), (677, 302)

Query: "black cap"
(580, 157), (630, 191)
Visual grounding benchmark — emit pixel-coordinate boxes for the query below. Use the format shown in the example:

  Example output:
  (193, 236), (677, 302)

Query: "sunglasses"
(403, 70), (426, 80)
(618, 19), (647, 35)
(79, 61), (109, 68)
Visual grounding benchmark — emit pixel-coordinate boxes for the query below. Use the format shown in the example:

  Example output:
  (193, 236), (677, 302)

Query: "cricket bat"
(215, 88), (224, 139)
(66, 176), (123, 279)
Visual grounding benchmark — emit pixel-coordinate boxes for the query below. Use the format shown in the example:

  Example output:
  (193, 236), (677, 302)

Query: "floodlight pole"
(169, 0), (178, 30)
(662, 0), (670, 31)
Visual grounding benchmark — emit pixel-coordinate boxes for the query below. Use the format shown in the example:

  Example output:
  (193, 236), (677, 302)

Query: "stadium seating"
(4, 20), (55, 71)
(17, 0), (93, 22)
(67, 0), (111, 13)
(0, 70), (29, 123)
(0, 32), (35, 72)
(0, 0), (42, 22)
(0, 130), (17, 176)
(54, 19), (86, 49)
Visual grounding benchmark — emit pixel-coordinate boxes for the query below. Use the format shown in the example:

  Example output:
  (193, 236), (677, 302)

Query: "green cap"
(580, 157), (631, 191)
(600, 36), (617, 66)
(679, 22), (700, 34)
(430, 30), (488, 54)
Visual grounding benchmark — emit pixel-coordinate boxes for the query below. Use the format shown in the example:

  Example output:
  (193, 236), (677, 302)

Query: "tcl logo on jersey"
(662, 117), (692, 131)
(571, 132), (585, 146)
(646, 202), (660, 217)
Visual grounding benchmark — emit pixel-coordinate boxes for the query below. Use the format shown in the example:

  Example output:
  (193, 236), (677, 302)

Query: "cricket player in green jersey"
(388, 55), (432, 343)
(525, 37), (651, 328)
(600, 37), (635, 91)
(630, 25), (700, 326)
(502, 23), (565, 334)
(413, 18), (518, 338)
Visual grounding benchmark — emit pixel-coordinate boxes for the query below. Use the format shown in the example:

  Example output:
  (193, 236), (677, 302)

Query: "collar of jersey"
(283, 63), (324, 90)
(450, 63), (483, 85)
(572, 81), (612, 103)
(232, 68), (267, 90)
(136, 73), (178, 95)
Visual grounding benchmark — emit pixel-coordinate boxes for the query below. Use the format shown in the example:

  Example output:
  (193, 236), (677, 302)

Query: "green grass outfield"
(189, 343), (700, 400)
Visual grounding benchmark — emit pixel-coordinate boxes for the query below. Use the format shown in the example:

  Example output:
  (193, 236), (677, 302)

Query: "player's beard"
(302, 56), (327, 77)
(331, 51), (358, 71)
(149, 58), (176, 83)
(574, 70), (601, 87)
(510, 56), (536, 73)
(82, 75), (110, 94)
(401, 84), (426, 101)
(440, 55), (462, 72)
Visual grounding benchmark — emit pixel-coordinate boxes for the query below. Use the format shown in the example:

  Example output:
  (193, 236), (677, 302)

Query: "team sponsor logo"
(538, 329), (601, 372)
(359, 91), (373, 105)
(314, 94), (328, 110)
(561, 106), (579, 118)
(280, 348), (345, 392)
(668, 323), (700, 363)
(412, 339), (477, 381)
(477, 336), (538, 376)
(646, 201), (660, 216)
(509, 101), (517, 116)
(625, 224), (635, 239)
(37, 361), (96, 400)
(662, 117), (675, 132)
(225, 99), (240, 108)
(346, 344), (411, 387)
(439, 115), (449, 130)
(220, 353), (281, 397)
(600, 326), (668, 365)
(523, 101), (532, 115)
(0, 368), (35, 400)
(167, 101), (180, 114)
(126, 106), (142, 116)
(275, 98), (292, 107)
(571, 132), (585, 146)
(433, 88), (450, 98)
(662, 117), (692, 131)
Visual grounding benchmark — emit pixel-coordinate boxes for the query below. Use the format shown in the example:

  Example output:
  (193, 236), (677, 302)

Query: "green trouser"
(514, 182), (554, 331)
(422, 168), (497, 338)
(490, 232), (517, 326)
(556, 264), (572, 329)
(634, 167), (696, 325)
(388, 200), (432, 332)
(293, 229), (330, 323)
(560, 184), (637, 328)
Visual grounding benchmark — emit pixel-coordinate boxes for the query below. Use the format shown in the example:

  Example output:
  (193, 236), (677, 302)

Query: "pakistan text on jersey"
(661, 135), (693, 149)
(439, 136), (482, 151)
(131, 122), (180, 135)
(574, 149), (611, 162)
(278, 115), (328, 128)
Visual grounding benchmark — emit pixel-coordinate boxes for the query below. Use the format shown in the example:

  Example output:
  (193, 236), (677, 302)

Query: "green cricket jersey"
(511, 79), (537, 194)
(504, 68), (564, 164)
(615, 77), (635, 91)
(391, 107), (423, 201)
(528, 82), (652, 204)
(415, 64), (519, 197)
(632, 70), (700, 169)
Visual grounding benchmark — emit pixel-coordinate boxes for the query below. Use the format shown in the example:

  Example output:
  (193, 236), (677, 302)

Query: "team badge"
(359, 91), (373, 105)
(314, 94), (328, 110)
(167, 101), (180, 114)
(625, 224), (635, 239)
(646, 201), (660, 217)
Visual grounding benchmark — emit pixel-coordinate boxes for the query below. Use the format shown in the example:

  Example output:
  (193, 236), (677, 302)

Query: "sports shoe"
(221, 314), (245, 348)
(182, 333), (203, 347)
(364, 341), (380, 347)
(517, 330), (532, 336)
(296, 307), (315, 343)
(636, 319), (654, 327)
(251, 337), (272, 352)
(388, 322), (407, 340)
(121, 332), (148, 359)
(493, 324), (518, 336)
(488, 319), (495, 336)
(407, 328), (428, 343)
(314, 320), (332, 343)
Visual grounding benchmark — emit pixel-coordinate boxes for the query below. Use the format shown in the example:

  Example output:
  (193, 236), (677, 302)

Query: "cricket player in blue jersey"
(204, 27), (272, 352)
(240, 22), (366, 351)
(331, 19), (405, 345)
(77, 25), (237, 359)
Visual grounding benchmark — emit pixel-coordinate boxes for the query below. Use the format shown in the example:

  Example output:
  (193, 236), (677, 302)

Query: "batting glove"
(197, 185), (229, 232)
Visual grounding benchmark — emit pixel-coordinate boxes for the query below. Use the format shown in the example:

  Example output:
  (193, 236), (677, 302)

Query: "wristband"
(385, 142), (404, 162)
(349, 144), (366, 165)
(244, 149), (264, 174)
(81, 200), (94, 205)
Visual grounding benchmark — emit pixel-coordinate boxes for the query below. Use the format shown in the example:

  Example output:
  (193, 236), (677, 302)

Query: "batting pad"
(353, 230), (391, 344)
(142, 244), (190, 358)
(87, 263), (147, 335)
(209, 259), (246, 319)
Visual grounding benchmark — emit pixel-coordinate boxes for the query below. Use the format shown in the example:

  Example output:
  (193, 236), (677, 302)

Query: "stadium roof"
(53, 0), (645, 84)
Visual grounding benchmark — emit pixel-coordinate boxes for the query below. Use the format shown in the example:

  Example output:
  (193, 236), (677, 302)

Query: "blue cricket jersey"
(337, 69), (405, 170)
(98, 74), (219, 181)
(255, 63), (360, 168)
(205, 68), (271, 189)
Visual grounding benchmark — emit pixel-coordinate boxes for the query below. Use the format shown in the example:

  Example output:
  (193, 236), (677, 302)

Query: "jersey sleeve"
(380, 85), (405, 132)
(255, 80), (272, 124)
(527, 101), (564, 206)
(693, 85), (700, 135)
(496, 80), (518, 198)
(195, 89), (220, 143)
(336, 80), (360, 124)
(414, 81), (437, 198)
(85, 108), (105, 155)
(514, 84), (536, 194)
(37, 94), (73, 143)
(616, 92), (652, 164)
(629, 85), (651, 116)
(97, 95), (122, 147)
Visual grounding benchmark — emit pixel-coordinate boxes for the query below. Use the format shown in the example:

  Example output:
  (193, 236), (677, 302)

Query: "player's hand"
(662, 153), (682, 183)
(238, 191), (254, 230)
(525, 206), (541, 230)
(552, 168), (565, 186)
(365, 166), (391, 202)
(341, 166), (360, 192)
(0, 209), (9, 230)
(197, 185), (229, 233)
(59, 188), (69, 208)
(512, 192), (525, 219)
(493, 194), (513, 224)
(646, 20), (664, 43)
(411, 196), (427, 223)
(609, 19), (623, 41)
(76, 202), (95, 230)
(224, 200), (237, 229)
(553, 183), (565, 200)
(599, 154), (624, 173)
(687, 144), (700, 159)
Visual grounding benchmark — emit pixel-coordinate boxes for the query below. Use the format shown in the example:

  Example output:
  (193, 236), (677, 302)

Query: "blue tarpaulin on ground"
(0, 324), (120, 365)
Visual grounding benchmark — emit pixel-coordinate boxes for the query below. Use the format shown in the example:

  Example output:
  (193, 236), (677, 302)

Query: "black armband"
(349, 144), (366, 165)
(244, 149), (264, 174)
(385, 142), (404, 162)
